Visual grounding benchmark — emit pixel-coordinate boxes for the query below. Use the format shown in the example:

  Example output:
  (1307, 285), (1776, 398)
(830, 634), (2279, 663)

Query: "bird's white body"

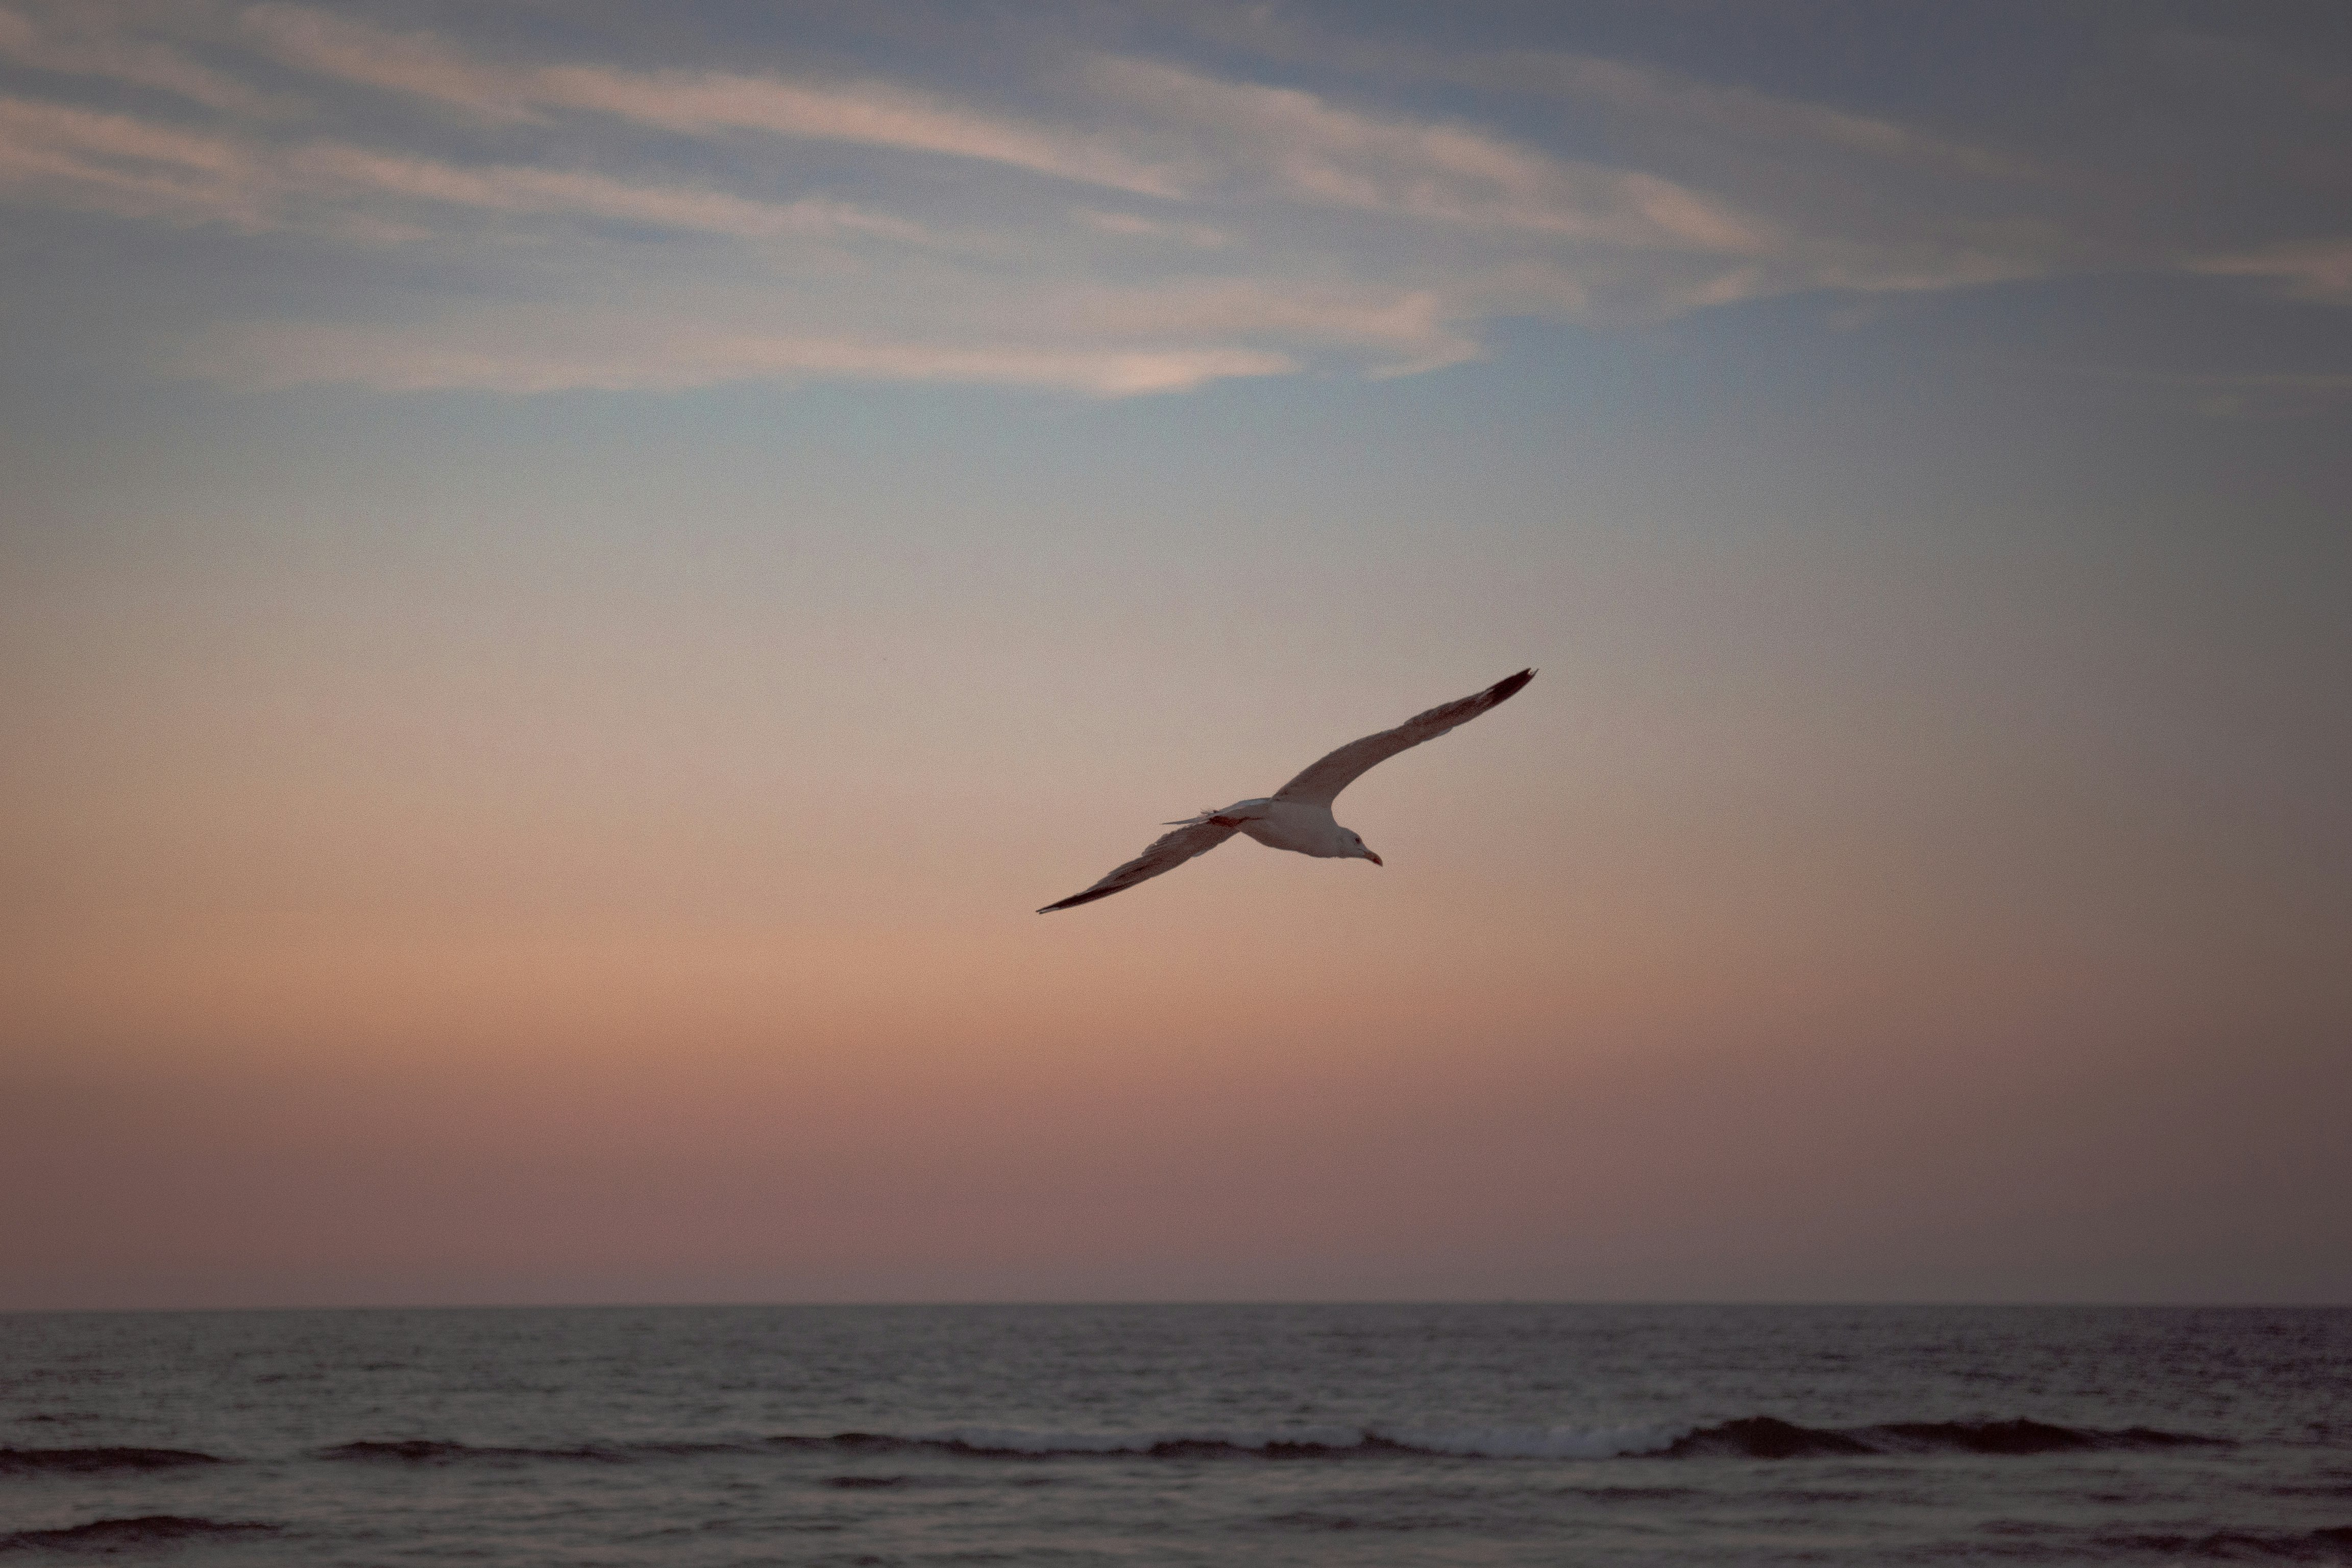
(1201, 798), (1362, 859)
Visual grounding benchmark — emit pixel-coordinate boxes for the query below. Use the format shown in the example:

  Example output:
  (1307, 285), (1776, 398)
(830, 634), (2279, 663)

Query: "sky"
(2, 0), (2348, 1310)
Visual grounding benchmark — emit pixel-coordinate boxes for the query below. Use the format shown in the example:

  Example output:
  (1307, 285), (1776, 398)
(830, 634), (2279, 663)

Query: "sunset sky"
(3, 0), (2347, 1310)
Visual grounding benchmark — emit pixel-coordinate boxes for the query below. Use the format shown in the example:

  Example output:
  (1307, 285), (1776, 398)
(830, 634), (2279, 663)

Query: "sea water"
(2, 1304), (2345, 1564)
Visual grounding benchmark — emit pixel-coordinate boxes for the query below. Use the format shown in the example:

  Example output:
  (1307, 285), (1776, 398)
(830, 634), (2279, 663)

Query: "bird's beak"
(1365, 851), (1383, 866)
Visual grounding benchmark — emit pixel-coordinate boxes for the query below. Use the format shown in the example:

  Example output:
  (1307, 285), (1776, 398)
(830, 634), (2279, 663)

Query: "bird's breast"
(1240, 801), (1346, 857)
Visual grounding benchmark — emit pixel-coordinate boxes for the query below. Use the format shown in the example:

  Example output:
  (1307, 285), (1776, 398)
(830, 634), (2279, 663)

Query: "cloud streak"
(240, 5), (1187, 197)
(1509, 51), (2034, 180)
(1087, 56), (1762, 252)
(2191, 239), (2352, 305)
(0, 4), (279, 116)
(0, 90), (928, 244)
(188, 316), (1299, 396)
(0, 92), (271, 227)
(288, 144), (927, 243)
(236, 4), (541, 121)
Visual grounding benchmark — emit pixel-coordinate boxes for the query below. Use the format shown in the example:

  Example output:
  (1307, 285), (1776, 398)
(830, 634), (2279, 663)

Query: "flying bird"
(1038, 668), (1535, 913)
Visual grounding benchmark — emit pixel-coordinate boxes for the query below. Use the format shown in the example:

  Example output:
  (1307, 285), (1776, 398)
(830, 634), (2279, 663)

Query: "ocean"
(2, 1305), (2345, 1564)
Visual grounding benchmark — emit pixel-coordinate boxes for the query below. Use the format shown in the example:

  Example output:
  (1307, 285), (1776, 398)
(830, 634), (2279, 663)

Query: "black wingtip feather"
(1037, 886), (1123, 913)
(1488, 668), (1535, 703)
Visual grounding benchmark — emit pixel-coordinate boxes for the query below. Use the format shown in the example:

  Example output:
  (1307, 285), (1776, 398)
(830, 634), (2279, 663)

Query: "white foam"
(1374, 1424), (1684, 1459)
(913, 1425), (1359, 1454)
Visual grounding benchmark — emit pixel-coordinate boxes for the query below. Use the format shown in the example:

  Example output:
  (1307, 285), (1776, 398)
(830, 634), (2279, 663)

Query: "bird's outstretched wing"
(1037, 817), (1246, 913)
(1272, 668), (1535, 808)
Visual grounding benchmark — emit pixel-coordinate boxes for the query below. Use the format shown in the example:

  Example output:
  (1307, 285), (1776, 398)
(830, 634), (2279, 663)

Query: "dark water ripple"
(2098, 1525), (2352, 1561)
(0, 1447), (226, 1474)
(0, 1516), (279, 1552)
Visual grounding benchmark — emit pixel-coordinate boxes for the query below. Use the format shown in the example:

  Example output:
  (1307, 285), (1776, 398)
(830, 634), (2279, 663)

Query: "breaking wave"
(0, 1447), (226, 1474)
(0, 1516), (278, 1552)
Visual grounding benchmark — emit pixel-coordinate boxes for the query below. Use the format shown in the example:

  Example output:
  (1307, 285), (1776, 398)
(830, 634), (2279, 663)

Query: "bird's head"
(1344, 829), (1383, 866)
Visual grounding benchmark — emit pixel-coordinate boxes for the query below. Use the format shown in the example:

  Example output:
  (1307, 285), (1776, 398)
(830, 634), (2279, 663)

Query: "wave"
(0, 1516), (278, 1552)
(1660, 1418), (1874, 1458)
(0, 1447), (226, 1474)
(320, 1439), (657, 1464)
(773, 1416), (2227, 1463)
(298, 1415), (2229, 1470)
(310, 1427), (1665, 1465)
(317, 1437), (771, 1465)
(1265, 1508), (1481, 1533)
(2100, 1526), (2352, 1560)
(768, 1425), (1675, 1461)
(1661, 1416), (2227, 1459)
(1869, 1418), (2225, 1454)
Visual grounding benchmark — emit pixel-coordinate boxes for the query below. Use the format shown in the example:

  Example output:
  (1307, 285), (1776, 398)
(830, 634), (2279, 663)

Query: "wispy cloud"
(288, 144), (928, 244)
(240, 4), (1188, 197)
(2179, 373), (2352, 419)
(531, 63), (1188, 199)
(1507, 51), (2035, 181)
(1070, 278), (1480, 376)
(1171, 5), (2035, 179)
(236, 4), (538, 121)
(1998, 353), (2352, 419)
(1074, 207), (1229, 248)
(0, 93), (270, 227)
(187, 316), (1299, 397)
(1087, 56), (1763, 252)
(2191, 239), (2352, 305)
(0, 90), (927, 244)
(0, 3), (279, 116)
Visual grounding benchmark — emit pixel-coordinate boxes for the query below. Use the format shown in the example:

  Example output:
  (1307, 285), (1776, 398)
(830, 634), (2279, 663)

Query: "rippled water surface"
(2, 1305), (2346, 1564)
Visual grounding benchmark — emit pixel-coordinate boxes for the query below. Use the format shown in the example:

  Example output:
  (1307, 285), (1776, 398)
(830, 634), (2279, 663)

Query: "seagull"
(1038, 668), (1535, 913)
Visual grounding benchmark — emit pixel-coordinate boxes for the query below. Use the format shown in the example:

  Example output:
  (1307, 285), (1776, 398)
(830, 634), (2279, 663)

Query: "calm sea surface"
(2, 1305), (2346, 1564)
